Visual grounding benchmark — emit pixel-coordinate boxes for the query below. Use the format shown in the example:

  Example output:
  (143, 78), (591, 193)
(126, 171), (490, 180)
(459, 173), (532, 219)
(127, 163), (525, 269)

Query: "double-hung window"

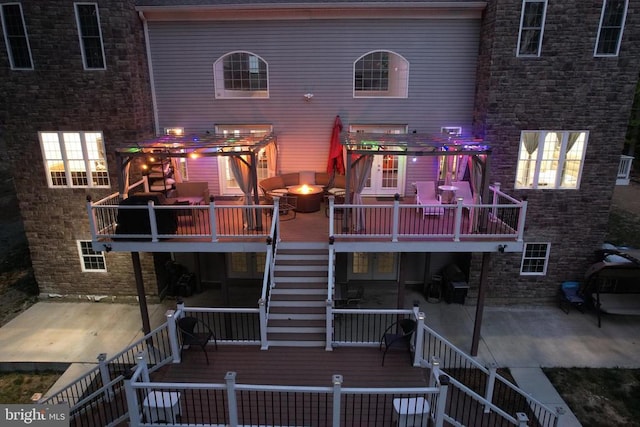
(74, 2), (106, 69)
(77, 240), (106, 272)
(0, 3), (33, 69)
(39, 131), (110, 188)
(594, 0), (628, 57)
(353, 51), (408, 98)
(214, 51), (268, 98)
(515, 131), (588, 189)
(520, 243), (550, 275)
(517, 0), (547, 57)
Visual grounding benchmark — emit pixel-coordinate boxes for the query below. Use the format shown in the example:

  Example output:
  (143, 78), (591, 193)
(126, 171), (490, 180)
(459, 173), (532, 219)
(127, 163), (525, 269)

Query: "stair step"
(276, 282), (327, 289)
(268, 319), (325, 327)
(267, 326), (326, 334)
(275, 273), (327, 280)
(269, 313), (325, 320)
(271, 288), (327, 296)
(269, 300), (325, 307)
(276, 251), (329, 262)
(268, 332), (326, 341)
(269, 306), (325, 315)
(274, 264), (329, 276)
(268, 340), (325, 347)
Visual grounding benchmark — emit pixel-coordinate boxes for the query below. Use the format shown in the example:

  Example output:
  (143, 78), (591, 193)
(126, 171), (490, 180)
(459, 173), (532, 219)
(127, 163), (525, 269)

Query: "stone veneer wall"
(469, 0), (640, 304)
(0, 1), (157, 300)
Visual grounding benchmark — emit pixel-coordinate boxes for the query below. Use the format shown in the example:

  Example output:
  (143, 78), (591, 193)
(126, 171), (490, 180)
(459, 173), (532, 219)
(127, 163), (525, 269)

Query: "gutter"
(138, 11), (160, 136)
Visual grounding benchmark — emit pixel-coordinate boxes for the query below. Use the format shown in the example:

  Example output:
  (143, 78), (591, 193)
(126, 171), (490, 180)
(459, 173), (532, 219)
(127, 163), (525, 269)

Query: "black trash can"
(445, 281), (469, 304)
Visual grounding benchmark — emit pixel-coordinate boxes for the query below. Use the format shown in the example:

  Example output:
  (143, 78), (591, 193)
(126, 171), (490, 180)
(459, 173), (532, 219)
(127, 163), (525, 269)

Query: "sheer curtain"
(229, 154), (255, 228)
(351, 154), (374, 231)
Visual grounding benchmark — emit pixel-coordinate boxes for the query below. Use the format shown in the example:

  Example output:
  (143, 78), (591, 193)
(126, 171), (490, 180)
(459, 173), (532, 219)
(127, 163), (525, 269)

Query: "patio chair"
(415, 181), (444, 216)
(559, 281), (585, 314)
(177, 316), (217, 364)
(379, 318), (416, 366)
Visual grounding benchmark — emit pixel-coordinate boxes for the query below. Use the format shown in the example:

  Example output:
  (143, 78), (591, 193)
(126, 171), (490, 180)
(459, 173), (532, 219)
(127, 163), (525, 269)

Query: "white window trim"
(39, 131), (110, 188)
(516, 0), (547, 58)
(520, 242), (550, 276)
(77, 240), (107, 272)
(441, 126), (463, 136)
(353, 50), (409, 99)
(594, 0), (628, 57)
(74, 2), (106, 70)
(213, 51), (269, 99)
(515, 130), (588, 190)
(0, 2), (34, 70)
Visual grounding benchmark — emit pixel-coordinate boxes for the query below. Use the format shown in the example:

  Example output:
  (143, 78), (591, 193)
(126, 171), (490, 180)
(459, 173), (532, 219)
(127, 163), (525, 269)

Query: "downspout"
(138, 11), (160, 136)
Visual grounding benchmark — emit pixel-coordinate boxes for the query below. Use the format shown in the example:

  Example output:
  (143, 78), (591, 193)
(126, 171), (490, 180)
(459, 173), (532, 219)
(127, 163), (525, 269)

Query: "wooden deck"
(153, 345), (429, 388)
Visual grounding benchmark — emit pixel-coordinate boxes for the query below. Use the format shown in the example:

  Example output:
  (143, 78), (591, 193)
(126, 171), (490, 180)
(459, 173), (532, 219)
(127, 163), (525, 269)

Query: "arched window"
(214, 51), (269, 98)
(353, 51), (408, 98)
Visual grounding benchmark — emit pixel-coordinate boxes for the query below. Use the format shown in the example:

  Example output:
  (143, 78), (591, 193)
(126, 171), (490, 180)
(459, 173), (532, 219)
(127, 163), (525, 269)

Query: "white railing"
(125, 351), (447, 427)
(617, 154), (634, 185)
(88, 186), (526, 245)
(327, 185), (526, 243)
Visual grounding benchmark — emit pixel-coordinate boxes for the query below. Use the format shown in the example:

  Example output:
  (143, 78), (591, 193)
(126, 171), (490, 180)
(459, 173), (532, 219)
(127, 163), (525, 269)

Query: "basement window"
(520, 242), (550, 275)
(78, 240), (106, 272)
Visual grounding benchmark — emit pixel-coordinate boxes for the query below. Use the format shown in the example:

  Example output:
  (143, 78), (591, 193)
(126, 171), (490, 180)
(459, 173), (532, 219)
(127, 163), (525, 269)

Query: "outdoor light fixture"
(303, 93), (314, 101)
(498, 244), (507, 253)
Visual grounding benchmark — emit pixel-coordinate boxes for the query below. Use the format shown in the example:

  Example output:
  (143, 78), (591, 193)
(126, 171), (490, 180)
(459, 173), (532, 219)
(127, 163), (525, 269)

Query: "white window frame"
(515, 130), (588, 190)
(77, 240), (107, 272)
(516, 0), (547, 57)
(213, 51), (269, 99)
(353, 50), (409, 98)
(0, 2), (33, 70)
(39, 131), (110, 188)
(594, 0), (628, 57)
(214, 124), (273, 195)
(74, 2), (106, 70)
(520, 242), (550, 276)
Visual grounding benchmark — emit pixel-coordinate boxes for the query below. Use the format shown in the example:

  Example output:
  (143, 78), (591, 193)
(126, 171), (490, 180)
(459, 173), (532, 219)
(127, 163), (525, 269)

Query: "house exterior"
(1, 0), (638, 307)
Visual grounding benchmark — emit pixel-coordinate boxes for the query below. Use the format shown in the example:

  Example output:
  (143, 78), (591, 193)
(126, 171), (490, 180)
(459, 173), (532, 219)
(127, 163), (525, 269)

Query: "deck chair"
(559, 281), (585, 314)
(379, 318), (417, 366)
(415, 181), (444, 216)
(177, 316), (217, 364)
(451, 180), (473, 207)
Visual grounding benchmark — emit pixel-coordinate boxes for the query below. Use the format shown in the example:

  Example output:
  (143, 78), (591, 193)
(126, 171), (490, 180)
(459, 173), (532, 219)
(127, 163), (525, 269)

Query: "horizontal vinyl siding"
(148, 18), (480, 194)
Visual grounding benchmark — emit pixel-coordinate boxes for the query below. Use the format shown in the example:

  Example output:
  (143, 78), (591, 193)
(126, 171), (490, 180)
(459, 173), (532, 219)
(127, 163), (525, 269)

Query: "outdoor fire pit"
(288, 184), (323, 213)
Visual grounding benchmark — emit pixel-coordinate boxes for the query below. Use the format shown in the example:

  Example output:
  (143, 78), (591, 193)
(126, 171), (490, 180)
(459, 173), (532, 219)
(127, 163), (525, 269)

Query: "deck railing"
(125, 351), (448, 427)
(328, 184), (526, 242)
(40, 322), (174, 427)
(417, 319), (559, 427)
(38, 302), (557, 427)
(617, 154), (634, 185)
(87, 185), (526, 244)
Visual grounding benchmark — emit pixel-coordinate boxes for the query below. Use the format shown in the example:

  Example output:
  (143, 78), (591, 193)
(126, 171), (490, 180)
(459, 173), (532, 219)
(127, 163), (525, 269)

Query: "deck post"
(147, 201), (159, 242)
(259, 298), (268, 350)
(165, 310), (181, 363)
(325, 299), (333, 351)
(516, 201), (527, 242)
(454, 198), (464, 241)
(413, 310), (425, 367)
(471, 252), (490, 356)
(331, 375), (343, 427)
(136, 351), (150, 383)
(97, 353), (114, 401)
(131, 252), (151, 336)
(392, 194), (400, 242)
(86, 197), (98, 240)
(225, 372), (239, 427)
(484, 362), (497, 413)
(433, 375), (449, 427)
(124, 378), (140, 427)
(491, 182), (500, 221)
(209, 198), (218, 242)
(516, 412), (529, 427)
(328, 196), (335, 235)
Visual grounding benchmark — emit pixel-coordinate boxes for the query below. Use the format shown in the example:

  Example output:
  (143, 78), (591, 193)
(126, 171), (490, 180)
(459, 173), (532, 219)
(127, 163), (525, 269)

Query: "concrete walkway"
(1, 300), (639, 425)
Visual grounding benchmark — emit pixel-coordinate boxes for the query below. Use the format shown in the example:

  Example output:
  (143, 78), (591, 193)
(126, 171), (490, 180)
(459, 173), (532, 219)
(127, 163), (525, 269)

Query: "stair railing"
(259, 200), (280, 349)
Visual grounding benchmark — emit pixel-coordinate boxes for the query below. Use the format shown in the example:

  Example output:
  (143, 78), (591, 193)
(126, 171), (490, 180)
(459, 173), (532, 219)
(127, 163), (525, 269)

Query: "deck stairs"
(267, 243), (330, 347)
